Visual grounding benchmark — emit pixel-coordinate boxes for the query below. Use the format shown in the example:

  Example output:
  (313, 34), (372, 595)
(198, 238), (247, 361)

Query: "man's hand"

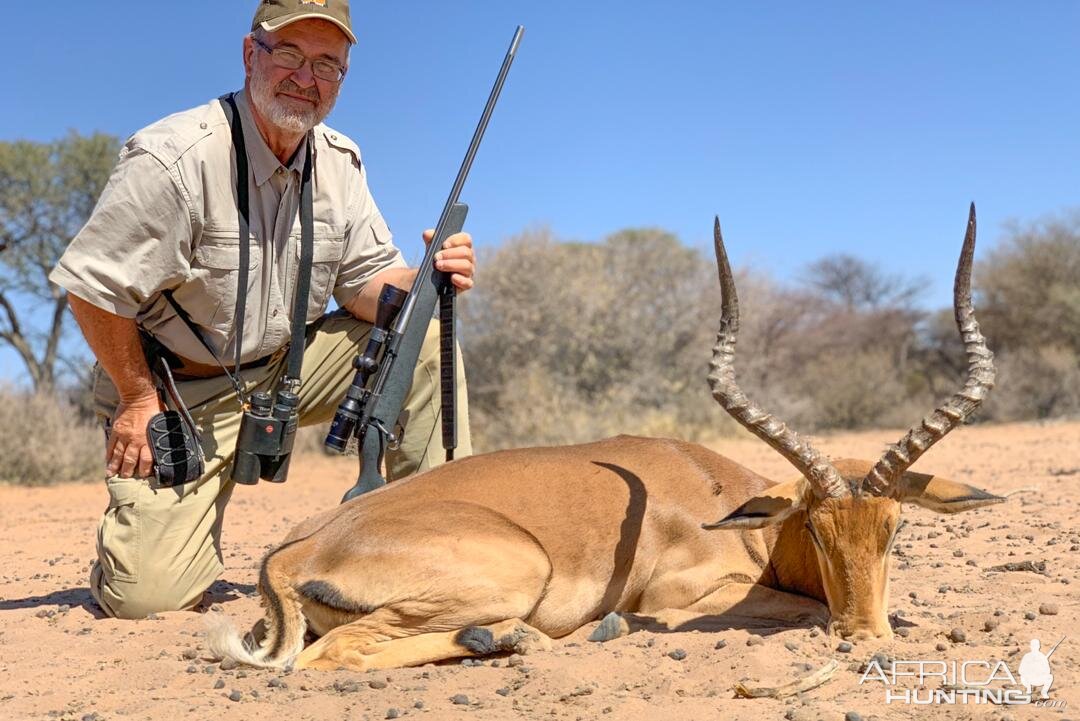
(67, 294), (167, 478)
(106, 391), (166, 478)
(343, 230), (477, 322)
(425, 229), (475, 292)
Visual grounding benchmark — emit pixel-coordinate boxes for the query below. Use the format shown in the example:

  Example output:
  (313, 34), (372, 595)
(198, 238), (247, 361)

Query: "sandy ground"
(1, 420), (1077, 721)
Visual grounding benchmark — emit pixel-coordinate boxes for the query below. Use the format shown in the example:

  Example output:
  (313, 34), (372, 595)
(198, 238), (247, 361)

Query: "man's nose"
(291, 62), (316, 87)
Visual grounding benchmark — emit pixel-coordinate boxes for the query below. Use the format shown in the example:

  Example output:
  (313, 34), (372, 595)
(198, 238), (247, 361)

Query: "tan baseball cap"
(252, 0), (356, 45)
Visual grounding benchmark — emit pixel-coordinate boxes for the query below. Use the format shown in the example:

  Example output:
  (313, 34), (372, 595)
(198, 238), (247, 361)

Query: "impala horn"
(862, 204), (995, 496)
(707, 217), (849, 499)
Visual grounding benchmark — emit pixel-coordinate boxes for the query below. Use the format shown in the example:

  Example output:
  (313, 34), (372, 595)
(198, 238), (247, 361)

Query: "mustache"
(276, 79), (320, 103)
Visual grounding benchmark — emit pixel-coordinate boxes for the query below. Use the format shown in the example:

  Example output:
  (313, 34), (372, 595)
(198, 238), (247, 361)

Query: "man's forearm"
(343, 267), (419, 323)
(68, 294), (158, 403)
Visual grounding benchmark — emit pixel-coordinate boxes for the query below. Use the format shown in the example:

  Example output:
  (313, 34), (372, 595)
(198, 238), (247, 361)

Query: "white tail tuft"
(205, 612), (297, 670)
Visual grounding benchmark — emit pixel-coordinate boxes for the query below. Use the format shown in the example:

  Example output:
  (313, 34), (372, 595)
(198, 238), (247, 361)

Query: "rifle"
(326, 25), (524, 503)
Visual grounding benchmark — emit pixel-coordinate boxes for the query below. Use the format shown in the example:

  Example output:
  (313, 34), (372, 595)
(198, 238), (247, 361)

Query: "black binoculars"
(232, 388), (299, 484)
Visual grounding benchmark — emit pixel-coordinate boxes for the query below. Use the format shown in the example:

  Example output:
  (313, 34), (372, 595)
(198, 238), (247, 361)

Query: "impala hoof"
(588, 612), (630, 643)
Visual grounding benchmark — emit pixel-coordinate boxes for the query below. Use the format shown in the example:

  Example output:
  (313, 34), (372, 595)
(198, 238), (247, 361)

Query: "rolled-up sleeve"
(332, 162), (407, 307)
(49, 146), (193, 318)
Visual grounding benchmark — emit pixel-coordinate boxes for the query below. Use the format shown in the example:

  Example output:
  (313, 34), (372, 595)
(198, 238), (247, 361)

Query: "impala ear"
(897, 471), (1005, 513)
(703, 478), (811, 530)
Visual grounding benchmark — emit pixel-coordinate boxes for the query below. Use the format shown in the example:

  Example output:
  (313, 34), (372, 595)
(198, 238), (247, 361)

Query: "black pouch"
(147, 410), (204, 486)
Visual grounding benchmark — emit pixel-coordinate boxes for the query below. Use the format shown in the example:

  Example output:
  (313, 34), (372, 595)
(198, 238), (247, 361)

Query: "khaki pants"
(89, 311), (471, 619)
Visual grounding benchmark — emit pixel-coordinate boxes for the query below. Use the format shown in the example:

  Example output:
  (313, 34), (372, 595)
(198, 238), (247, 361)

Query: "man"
(49, 0), (474, 619)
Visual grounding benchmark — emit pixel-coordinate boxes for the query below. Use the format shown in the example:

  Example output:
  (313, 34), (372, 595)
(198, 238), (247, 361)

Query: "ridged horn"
(862, 204), (996, 496)
(707, 216), (849, 499)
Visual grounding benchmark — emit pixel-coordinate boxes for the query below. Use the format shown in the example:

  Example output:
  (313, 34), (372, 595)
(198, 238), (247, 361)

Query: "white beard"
(249, 69), (337, 134)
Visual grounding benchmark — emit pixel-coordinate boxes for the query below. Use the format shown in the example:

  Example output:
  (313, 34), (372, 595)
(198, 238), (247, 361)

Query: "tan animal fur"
(209, 207), (1003, 671)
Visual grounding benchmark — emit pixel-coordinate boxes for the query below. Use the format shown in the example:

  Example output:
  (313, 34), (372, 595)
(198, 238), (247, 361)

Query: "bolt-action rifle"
(325, 26), (524, 502)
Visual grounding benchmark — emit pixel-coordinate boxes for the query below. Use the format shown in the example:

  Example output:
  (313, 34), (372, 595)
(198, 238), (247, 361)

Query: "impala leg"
(624, 583), (829, 634)
(295, 617), (553, 671)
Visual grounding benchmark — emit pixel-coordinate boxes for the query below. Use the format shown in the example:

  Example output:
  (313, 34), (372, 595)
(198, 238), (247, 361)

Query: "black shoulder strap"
(220, 93), (314, 391)
(287, 139), (315, 385)
(223, 94), (251, 374)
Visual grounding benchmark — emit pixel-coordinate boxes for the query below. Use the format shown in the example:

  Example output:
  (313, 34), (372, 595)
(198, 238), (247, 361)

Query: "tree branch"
(0, 288), (22, 337)
(42, 291), (69, 390)
(0, 292), (43, 388)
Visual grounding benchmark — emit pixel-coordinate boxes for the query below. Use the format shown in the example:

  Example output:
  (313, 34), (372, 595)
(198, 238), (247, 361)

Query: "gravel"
(333, 680), (362, 694)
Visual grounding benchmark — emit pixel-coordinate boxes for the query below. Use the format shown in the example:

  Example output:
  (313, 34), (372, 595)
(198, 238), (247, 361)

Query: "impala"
(211, 206), (1001, 671)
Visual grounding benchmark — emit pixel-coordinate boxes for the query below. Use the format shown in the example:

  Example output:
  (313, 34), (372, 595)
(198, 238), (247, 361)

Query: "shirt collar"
(232, 90), (309, 187)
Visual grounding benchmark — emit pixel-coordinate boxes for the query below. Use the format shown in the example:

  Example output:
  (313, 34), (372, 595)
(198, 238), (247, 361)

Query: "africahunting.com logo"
(859, 637), (1067, 707)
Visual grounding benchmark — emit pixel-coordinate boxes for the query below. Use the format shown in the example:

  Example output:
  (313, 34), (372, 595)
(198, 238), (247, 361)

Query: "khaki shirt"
(50, 90), (406, 366)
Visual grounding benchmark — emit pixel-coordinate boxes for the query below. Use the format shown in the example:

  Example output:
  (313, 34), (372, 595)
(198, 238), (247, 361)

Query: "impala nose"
(830, 619), (894, 641)
(846, 627), (893, 642)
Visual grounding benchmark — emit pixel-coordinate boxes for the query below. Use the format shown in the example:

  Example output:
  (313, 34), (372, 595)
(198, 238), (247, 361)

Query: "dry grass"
(0, 384), (101, 485)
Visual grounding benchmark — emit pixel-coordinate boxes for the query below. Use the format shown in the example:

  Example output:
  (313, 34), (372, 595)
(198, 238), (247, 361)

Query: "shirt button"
(331, 134), (337, 140)
(199, 122), (207, 130)
(272, 309), (279, 317)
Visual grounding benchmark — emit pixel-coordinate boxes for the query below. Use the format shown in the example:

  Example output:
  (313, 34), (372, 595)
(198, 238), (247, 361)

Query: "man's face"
(245, 19), (350, 134)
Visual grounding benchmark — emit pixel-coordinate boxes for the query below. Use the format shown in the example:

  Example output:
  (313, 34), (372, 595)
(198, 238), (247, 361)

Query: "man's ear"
(897, 471), (1005, 513)
(702, 478), (810, 530)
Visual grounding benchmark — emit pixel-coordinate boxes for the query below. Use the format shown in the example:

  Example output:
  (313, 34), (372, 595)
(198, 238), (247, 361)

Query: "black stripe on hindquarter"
(259, 554), (288, 659)
(258, 538), (309, 659)
(297, 580), (378, 615)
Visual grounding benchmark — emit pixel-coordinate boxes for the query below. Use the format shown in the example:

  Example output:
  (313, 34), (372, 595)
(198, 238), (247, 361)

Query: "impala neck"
(765, 511), (828, 605)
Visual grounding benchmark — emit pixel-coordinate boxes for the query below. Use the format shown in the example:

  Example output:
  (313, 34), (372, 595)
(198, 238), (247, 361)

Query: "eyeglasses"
(253, 36), (347, 83)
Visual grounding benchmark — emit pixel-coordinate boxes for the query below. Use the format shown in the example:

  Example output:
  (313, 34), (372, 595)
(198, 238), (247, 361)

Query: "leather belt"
(171, 345), (289, 380)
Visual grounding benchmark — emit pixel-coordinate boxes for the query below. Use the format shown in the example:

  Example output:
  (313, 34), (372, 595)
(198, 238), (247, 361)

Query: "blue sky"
(3, 1), (1079, 379)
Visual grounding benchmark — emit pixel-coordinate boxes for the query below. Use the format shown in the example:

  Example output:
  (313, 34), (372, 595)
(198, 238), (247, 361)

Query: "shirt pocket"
(297, 229), (345, 320)
(190, 228), (262, 332)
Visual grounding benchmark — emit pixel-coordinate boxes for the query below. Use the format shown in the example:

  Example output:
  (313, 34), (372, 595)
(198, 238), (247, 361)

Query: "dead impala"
(211, 205), (1001, 671)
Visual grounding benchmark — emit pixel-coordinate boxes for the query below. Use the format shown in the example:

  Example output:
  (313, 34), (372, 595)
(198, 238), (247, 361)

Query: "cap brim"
(260, 13), (356, 44)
